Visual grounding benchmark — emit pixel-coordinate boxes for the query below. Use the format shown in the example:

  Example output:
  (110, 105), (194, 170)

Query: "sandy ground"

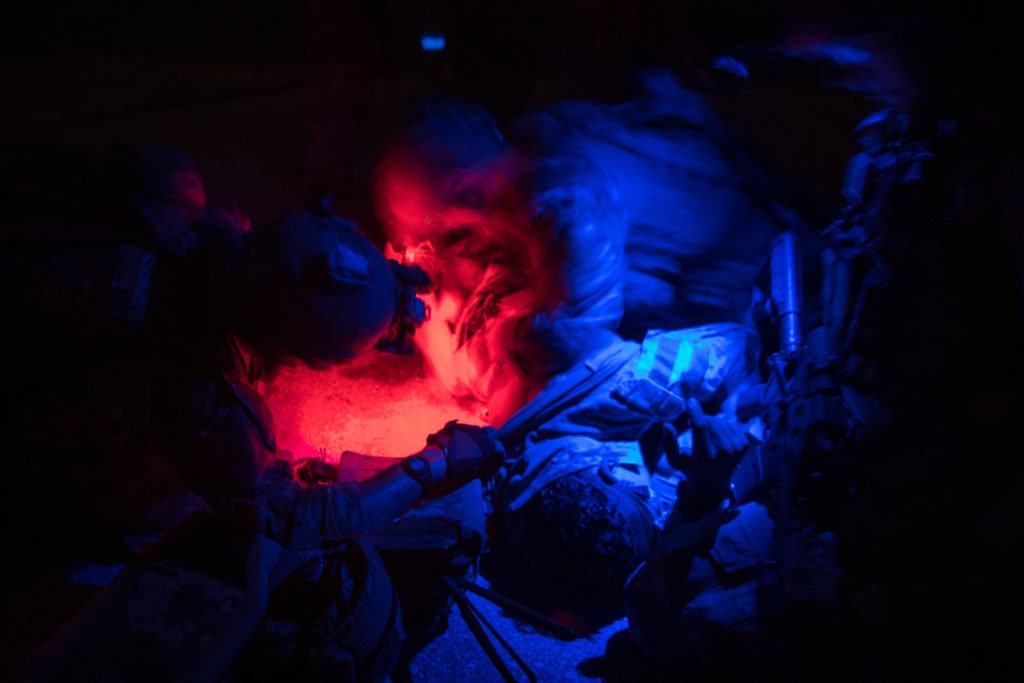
(406, 584), (626, 683)
(262, 350), (483, 461)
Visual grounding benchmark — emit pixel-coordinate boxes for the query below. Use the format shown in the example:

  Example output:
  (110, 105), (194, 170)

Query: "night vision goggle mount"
(376, 260), (432, 355)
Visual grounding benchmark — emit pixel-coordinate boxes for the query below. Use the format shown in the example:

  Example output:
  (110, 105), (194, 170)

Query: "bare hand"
(673, 398), (753, 507)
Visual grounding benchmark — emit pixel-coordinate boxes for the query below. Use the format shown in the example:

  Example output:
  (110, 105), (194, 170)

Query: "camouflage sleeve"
(252, 461), (365, 549)
(159, 376), (368, 549)
(154, 373), (276, 511)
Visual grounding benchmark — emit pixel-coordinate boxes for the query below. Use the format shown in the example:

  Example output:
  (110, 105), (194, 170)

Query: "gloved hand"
(424, 420), (506, 498)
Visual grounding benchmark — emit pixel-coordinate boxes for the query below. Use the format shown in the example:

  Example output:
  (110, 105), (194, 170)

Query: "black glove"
(425, 421), (506, 498)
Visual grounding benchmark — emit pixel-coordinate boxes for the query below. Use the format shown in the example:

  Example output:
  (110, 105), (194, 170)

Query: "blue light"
(421, 33), (446, 52)
(818, 43), (870, 65)
(712, 55), (749, 79)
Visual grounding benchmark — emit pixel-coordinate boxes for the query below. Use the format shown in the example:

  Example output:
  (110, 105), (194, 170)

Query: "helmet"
(503, 467), (655, 605)
(237, 211), (398, 365)
(96, 142), (208, 254)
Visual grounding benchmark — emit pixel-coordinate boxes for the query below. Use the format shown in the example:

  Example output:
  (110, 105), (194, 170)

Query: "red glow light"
(261, 350), (483, 462)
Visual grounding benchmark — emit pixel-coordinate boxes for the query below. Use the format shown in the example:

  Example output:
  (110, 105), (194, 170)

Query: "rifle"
(746, 231), (849, 623)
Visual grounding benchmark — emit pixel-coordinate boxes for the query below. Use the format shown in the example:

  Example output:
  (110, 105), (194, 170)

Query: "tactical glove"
(424, 421), (506, 498)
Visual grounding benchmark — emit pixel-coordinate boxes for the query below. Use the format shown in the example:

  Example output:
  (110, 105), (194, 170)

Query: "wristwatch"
(401, 446), (445, 493)
(402, 454), (434, 492)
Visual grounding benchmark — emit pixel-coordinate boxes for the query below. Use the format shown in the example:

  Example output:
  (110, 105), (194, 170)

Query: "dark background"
(2, 1), (1022, 680)
(5, 1), (1011, 234)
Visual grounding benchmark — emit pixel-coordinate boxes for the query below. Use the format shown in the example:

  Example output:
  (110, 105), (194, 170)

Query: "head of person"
(373, 98), (518, 301)
(105, 142), (208, 253)
(1, 141), (208, 255)
(232, 210), (398, 369)
(373, 99), (558, 424)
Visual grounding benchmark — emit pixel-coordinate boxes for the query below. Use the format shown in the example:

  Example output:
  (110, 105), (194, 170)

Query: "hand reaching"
(672, 398), (754, 511)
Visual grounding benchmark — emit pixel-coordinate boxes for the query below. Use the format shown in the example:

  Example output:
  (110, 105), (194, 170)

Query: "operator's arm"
(254, 422), (504, 549)
(157, 359), (504, 549)
(667, 398), (754, 523)
(346, 447), (447, 530)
